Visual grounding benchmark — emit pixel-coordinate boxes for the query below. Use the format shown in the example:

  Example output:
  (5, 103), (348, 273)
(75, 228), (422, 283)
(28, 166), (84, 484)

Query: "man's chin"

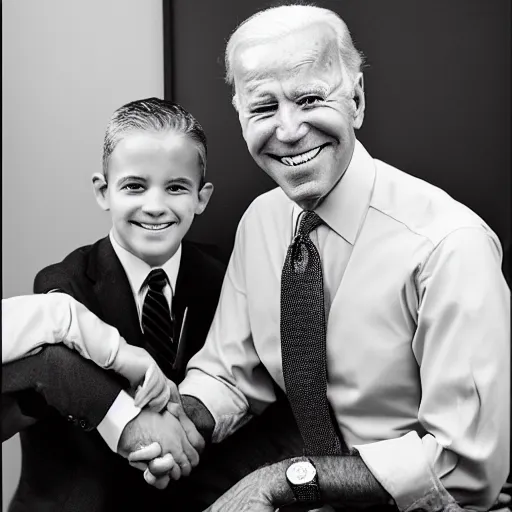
(285, 187), (325, 211)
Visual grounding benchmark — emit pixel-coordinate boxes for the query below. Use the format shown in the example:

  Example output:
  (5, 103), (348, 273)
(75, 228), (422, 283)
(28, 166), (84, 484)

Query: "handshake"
(116, 372), (206, 490)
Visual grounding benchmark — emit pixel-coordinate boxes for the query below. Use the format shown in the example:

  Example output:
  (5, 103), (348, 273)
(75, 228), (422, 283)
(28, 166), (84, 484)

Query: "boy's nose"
(141, 193), (167, 216)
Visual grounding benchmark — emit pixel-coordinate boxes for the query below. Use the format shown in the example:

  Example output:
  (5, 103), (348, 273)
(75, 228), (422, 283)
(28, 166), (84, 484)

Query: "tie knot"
(146, 268), (168, 291)
(297, 211), (323, 237)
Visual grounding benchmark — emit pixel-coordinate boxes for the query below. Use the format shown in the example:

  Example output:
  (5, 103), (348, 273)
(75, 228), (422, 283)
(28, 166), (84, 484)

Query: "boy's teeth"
(140, 223), (171, 230)
(280, 146), (323, 166)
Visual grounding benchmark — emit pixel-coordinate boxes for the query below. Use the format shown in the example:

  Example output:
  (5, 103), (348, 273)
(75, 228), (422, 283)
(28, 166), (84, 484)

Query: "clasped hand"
(117, 379), (204, 489)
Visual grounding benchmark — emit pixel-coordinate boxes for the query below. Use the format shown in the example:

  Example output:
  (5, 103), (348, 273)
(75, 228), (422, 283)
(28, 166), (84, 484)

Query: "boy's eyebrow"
(166, 177), (196, 186)
(116, 175), (147, 185)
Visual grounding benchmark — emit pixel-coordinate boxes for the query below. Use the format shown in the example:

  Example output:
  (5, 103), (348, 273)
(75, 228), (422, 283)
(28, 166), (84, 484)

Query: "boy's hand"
(134, 364), (171, 411)
(113, 343), (171, 411)
(113, 343), (153, 387)
(119, 409), (200, 481)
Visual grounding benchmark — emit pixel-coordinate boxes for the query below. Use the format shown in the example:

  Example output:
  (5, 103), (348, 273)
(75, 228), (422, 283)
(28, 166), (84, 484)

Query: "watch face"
(286, 461), (316, 485)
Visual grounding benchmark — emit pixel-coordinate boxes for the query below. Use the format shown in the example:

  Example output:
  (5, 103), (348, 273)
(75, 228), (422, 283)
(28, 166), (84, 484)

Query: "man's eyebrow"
(293, 84), (329, 97)
(247, 93), (275, 105)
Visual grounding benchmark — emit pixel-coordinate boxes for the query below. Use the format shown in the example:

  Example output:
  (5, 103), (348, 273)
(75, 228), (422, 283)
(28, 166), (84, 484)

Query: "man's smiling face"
(233, 23), (364, 210)
(94, 129), (210, 266)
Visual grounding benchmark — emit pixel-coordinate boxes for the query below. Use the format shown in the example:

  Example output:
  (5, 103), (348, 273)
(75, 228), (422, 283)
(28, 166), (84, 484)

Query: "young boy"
(3, 98), (226, 512)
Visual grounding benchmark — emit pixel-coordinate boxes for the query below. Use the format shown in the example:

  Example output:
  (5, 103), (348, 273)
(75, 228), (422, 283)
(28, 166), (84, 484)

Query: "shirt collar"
(293, 139), (376, 245)
(109, 231), (182, 295)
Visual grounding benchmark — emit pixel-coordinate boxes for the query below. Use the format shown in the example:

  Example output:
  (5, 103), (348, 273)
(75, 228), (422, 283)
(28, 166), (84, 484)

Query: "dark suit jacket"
(2, 236), (226, 512)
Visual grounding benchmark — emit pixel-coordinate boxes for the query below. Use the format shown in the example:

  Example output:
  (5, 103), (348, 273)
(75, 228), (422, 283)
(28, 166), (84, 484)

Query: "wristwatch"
(285, 457), (321, 504)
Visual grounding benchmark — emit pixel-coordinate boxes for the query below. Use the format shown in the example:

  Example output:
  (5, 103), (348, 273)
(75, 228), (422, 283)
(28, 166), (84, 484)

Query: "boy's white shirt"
(108, 231), (181, 328)
(96, 232), (181, 451)
(2, 230), (181, 452)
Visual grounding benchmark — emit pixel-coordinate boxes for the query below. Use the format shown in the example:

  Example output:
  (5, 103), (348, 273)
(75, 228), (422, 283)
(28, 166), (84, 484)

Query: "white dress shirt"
(96, 232), (181, 451)
(180, 140), (510, 511)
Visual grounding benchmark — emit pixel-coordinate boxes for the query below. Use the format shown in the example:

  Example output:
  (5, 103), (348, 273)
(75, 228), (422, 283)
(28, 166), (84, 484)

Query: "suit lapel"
(86, 238), (145, 347)
(172, 241), (206, 372)
(173, 242), (195, 342)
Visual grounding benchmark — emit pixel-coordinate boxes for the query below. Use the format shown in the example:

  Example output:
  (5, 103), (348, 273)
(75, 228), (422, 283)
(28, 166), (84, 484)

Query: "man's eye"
(298, 96), (323, 107)
(251, 104), (277, 115)
(123, 183), (144, 192)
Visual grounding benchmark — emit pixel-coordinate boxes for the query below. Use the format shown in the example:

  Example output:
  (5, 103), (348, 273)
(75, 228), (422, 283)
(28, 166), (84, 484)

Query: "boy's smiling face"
(93, 129), (213, 267)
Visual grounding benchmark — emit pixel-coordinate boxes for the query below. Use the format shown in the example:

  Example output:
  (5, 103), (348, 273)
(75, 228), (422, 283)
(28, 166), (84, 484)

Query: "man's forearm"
(181, 394), (215, 443)
(208, 452), (392, 511)
(268, 454), (390, 508)
(313, 453), (390, 507)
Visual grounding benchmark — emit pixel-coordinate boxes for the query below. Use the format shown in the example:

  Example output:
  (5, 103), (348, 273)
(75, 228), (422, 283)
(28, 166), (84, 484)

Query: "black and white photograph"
(2, 1), (511, 511)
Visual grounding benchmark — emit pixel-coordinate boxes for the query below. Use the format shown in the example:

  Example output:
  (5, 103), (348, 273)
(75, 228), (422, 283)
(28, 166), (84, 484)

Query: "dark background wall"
(165, 0), (510, 268)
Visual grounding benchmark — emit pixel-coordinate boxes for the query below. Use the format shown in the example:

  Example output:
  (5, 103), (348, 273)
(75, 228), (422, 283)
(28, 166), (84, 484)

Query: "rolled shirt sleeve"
(355, 227), (510, 511)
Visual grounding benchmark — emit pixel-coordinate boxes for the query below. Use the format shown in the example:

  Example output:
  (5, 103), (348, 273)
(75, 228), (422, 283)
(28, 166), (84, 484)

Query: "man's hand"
(117, 408), (201, 481)
(129, 443), (176, 489)
(128, 394), (209, 489)
(166, 399), (205, 453)
(203, 463), (292, 512)
(128, 442), (175, 489)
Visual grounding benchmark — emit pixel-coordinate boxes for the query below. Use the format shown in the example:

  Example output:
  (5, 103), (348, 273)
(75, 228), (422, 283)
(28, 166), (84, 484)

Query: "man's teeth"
(139, 223), (171, 231)
(280, 146), (323, 167)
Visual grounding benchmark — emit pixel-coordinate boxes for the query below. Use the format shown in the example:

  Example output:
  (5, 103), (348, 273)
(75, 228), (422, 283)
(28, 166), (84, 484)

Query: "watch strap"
(293, 479), (320, 503)
(286, 457), (321, 504)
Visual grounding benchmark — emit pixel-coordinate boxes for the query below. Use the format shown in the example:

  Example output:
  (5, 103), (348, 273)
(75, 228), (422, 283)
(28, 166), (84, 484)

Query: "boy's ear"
(92, 173), (110, 211)
(195, 182), (214, 215)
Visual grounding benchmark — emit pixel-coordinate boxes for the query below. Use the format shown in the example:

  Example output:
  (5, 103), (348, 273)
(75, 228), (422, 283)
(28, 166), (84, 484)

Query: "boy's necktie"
(141, 268), (176, 375)
(281, 210), (346, 456)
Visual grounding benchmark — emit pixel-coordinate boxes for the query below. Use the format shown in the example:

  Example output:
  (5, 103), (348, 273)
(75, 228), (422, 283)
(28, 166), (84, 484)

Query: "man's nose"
(142, 190), (167, 216)
(275, 105), (308, 143)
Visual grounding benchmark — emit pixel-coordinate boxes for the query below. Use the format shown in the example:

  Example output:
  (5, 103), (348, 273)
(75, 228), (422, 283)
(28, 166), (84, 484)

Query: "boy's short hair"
(103, 98), (207, 185)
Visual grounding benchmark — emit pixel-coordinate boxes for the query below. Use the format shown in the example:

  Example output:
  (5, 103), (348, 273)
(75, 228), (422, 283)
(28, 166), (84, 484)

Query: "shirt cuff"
(96, 390), (141, 452)
(179, 369), (250, 443)
(354, 431), (440, 511)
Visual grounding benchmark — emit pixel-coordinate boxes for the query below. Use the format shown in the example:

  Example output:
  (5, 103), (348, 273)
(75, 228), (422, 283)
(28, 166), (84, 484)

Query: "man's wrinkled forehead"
(232, 23), (341, 92)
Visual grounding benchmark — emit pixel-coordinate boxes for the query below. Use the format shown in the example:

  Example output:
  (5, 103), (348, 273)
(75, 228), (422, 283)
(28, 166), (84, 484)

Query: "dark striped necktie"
(141, 268), (176, 376)
(281, 210), (346, 456)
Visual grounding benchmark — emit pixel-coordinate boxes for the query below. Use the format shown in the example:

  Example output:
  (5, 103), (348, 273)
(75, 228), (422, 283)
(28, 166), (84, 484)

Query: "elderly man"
(136, 4), (509, 512)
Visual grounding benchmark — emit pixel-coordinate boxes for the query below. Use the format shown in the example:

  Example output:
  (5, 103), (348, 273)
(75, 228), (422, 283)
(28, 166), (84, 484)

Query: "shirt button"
(67, 414), (75, 423)
(79, 419), (87, 429)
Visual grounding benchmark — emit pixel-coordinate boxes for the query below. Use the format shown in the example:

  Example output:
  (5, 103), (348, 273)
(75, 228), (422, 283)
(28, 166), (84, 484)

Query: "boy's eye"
(122, 183), (145, 192)
(167, 184), (188, 193)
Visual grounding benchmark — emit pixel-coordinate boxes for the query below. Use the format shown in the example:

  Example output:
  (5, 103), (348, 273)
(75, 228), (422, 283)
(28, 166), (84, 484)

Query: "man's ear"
(92, 173), (110, 211)
(352, 73), (365, 130)
(232, 93), (239, 112)
(195, 182), (214, 215)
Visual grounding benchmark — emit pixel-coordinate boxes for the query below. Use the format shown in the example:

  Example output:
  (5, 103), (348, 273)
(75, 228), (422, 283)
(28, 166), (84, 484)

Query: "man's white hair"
(225, 4), (364, 94)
